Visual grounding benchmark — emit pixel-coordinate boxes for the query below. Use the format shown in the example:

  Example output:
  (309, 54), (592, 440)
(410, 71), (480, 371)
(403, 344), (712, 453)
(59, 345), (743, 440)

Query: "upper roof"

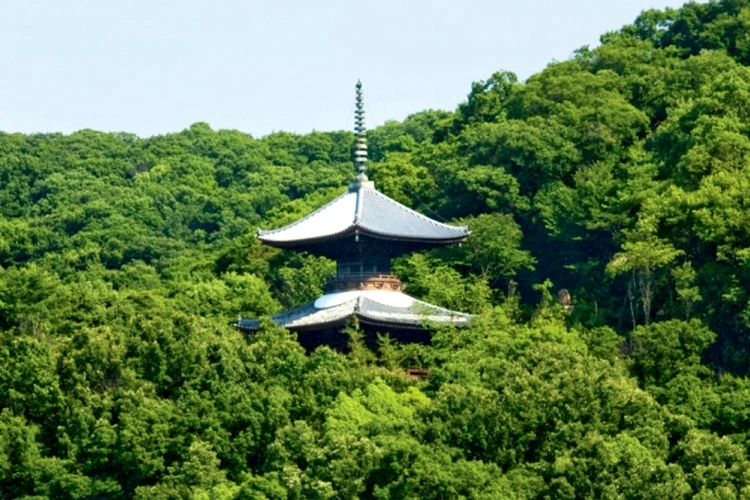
(257, 82), (468, 256)
(236, 289), (472, 332)
(258, 181), (469, 249)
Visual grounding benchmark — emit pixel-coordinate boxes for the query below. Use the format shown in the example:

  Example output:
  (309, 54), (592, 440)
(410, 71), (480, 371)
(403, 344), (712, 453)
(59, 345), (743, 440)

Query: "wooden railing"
(326, 274), (404, 292)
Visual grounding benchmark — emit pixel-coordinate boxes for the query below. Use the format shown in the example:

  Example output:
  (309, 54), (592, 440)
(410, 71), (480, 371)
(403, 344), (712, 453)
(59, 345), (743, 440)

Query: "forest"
(4, 0), (750, 498)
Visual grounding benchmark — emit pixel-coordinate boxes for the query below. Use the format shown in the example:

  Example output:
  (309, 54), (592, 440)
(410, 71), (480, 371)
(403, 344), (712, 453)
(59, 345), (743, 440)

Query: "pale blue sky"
(1, 0), (692, 138)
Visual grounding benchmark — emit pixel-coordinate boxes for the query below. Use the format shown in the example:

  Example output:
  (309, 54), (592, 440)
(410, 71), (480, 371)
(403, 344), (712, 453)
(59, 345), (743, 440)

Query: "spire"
(350, 81), (374, 190)
(354, 80), (368, 176)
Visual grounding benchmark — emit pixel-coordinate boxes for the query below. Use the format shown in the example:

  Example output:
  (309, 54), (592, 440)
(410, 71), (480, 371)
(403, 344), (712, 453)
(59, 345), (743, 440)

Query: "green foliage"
(630, 319), (716, 386)
(394, 253), (492, 314)
(272, 253), (336, 308)
(606, 215), (684, 325)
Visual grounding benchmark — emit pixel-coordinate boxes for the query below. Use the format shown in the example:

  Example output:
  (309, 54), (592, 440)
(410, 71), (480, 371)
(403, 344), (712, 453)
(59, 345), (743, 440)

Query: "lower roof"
(237, 290), (472, 332)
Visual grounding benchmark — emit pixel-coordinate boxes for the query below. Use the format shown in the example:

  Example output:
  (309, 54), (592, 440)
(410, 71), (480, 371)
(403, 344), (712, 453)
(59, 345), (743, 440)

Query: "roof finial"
(354, 80), (367, 177)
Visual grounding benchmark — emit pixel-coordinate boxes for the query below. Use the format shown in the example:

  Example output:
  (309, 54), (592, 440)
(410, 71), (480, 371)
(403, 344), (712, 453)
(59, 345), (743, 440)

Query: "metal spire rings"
(354, 80), (367, 176)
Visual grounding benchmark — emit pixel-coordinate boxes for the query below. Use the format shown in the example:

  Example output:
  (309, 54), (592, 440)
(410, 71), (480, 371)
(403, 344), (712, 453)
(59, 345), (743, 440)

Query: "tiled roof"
(236, 290), (472, 332)
(257, 184), (469, 246)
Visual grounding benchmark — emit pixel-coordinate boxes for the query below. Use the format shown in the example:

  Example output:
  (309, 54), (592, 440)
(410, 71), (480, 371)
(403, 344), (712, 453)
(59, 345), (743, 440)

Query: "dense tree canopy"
(4, 0), (750, 497)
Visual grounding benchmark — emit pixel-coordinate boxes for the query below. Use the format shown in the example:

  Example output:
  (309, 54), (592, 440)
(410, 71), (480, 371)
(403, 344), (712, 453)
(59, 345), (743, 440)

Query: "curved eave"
(356, 314), (470, 331)
(258, 226), (356, 249)
(258, 223), (353, 241)
(238, 313), (470, 333)
(358, 226), (469, 246)
(258, 224), (469, 250)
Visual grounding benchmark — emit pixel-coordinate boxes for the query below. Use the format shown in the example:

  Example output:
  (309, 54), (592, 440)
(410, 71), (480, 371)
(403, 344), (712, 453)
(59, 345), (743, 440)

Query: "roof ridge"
(355, 294), (363, 314)
(353, 185), (364, 223)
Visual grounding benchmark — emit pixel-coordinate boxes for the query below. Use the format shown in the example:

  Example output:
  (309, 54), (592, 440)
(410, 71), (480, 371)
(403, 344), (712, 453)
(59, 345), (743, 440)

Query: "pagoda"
(237, 82), (472, 350)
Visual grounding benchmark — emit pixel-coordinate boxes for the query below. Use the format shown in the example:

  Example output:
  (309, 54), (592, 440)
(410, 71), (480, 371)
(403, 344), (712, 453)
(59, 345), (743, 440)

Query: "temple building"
(237, 82), (472, 350)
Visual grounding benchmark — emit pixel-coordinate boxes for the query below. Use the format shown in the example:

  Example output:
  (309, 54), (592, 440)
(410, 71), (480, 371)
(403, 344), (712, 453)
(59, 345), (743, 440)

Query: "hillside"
(4, 0), (750, 498)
